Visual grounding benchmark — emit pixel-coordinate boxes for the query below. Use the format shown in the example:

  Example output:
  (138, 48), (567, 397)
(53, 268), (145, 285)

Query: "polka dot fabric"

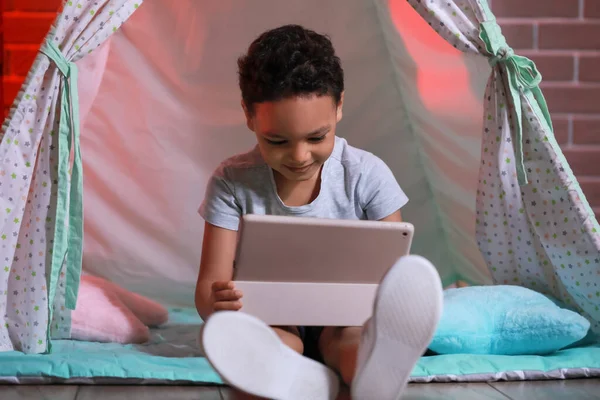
(477, 78), (600, 334)
(407, 0), (600, 334)
(0, 0), (144, 354)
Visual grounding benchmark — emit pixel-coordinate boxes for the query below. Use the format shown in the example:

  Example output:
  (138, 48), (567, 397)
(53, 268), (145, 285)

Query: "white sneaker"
(351, 255), (444, 399)
(200, 311), (340, 400)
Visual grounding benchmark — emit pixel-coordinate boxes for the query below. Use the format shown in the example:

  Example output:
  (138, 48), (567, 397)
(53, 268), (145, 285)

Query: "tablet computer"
(233, 214), (415, 326)
(234, 214), (414, 284)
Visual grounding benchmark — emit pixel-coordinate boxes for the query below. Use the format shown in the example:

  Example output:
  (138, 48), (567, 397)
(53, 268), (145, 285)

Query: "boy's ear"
(241, 100), (255, 131)
(336, 91), (344, 123)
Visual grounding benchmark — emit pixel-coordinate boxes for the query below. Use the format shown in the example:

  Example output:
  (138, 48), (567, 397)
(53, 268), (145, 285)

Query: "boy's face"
(243, 94), (343, 182)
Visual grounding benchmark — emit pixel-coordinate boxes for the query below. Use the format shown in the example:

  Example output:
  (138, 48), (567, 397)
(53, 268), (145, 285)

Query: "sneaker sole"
(201, 311), (339, 400)
(351, 255), (444, 399)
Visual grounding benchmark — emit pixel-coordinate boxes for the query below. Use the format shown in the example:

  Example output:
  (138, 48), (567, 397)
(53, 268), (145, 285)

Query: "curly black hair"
(238, 24), (344, 113)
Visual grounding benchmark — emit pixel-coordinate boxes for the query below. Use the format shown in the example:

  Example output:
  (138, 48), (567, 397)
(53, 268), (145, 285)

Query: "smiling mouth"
(286, 163), (314, 173)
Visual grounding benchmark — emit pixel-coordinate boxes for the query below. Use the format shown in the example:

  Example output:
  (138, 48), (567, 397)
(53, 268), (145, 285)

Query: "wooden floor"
(1, 380), (600, 400)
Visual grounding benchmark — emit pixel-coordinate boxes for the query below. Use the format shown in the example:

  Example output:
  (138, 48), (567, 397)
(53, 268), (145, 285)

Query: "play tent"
(0, 0), (599, 359)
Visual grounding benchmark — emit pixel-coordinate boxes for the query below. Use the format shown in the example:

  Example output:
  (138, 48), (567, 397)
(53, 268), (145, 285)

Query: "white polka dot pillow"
(428, 285), (591, 355)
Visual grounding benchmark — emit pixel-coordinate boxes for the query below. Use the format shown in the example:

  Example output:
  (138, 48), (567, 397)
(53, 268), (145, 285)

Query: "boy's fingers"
(212, 281), (234, 291)
(213, 301), (242, 312)
(214, 290), (243, 301)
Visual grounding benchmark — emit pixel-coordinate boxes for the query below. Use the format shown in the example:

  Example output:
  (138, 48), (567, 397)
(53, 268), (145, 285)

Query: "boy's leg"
(200, 312), (340, 400)
(319, 326), (361, 385)
(200, 255), (442, 399)
(320, 255), (443, 399)
(272, 326), (304, 354)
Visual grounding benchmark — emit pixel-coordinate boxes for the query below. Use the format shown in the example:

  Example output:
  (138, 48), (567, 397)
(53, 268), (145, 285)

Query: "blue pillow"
(428, 285), (591, 355)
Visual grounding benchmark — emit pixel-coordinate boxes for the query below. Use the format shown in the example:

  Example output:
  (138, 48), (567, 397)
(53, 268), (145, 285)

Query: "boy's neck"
(273, 167), (323, 207)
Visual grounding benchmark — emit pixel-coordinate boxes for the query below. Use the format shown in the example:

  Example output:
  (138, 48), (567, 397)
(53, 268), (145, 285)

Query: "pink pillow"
(71, 275), (169, 344)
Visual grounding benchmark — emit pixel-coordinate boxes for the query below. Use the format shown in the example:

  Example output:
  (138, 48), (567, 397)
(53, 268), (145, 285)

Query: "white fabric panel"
(379, 0), (492, 285)
(79, 0), (490, 306)
(77, 39), (112, 126)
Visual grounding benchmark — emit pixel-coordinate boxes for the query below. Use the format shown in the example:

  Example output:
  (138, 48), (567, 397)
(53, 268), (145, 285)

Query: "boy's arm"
(359, 155), (408, 222)
(379, 209), (402, 222)
(195, 222), (238, 320)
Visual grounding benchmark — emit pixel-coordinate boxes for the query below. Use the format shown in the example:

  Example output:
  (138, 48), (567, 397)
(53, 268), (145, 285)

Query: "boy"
(195, 24), (443, 399)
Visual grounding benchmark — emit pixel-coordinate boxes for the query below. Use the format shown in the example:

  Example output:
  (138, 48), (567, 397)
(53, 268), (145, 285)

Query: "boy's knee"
(286, 336), (304, 354)
(272, 326), (304, 354)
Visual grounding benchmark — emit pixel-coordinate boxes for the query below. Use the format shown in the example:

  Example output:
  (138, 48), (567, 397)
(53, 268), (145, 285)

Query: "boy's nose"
(289, 144), (310, 165)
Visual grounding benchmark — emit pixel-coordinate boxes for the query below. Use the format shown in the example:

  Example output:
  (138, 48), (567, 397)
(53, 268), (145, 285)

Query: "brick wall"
(1, 0), (599, 217)
(492, 0), (600, 217)
(2, 0), (61, 114)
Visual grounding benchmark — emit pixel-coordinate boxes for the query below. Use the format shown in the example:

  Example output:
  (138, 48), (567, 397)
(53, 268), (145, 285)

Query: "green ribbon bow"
(40, 40), (84, 313)
(479, 19), (553, 186)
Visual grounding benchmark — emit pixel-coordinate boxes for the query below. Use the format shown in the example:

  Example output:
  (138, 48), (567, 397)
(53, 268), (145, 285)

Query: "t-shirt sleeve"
(358, 155), (409, 220)
(198, 165), (242, 231)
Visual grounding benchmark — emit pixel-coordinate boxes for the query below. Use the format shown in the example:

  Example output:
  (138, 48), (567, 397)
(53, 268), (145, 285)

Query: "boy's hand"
(211, 281), (243, 312)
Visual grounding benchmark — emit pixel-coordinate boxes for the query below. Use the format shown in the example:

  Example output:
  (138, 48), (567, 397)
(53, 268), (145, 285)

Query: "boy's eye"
(308, 135), (326, 143)
(265, 139), (287, 146)
(265, 134), (326, 146)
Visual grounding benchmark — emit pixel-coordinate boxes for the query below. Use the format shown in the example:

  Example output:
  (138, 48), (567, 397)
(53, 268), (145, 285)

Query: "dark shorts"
(296, 326), (436, 362)
(298, 326), (325, 362)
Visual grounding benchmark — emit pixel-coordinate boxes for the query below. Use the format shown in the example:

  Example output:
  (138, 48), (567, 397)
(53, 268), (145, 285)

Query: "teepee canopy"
(1, 0), (599, 354)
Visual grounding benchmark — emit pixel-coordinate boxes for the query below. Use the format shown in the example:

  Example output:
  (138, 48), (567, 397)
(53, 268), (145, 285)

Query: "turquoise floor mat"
(0, 308), (599, 383)
(0, 308), (221, 384)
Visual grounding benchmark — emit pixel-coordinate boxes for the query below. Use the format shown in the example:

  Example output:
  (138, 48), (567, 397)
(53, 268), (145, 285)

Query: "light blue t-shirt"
(199, 136), (408, 231)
